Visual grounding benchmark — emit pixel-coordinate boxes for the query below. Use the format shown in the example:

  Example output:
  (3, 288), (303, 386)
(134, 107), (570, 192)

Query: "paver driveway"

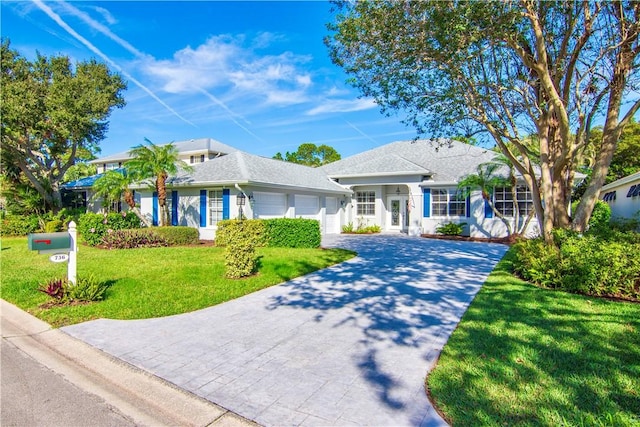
(63, 234), (508, 426)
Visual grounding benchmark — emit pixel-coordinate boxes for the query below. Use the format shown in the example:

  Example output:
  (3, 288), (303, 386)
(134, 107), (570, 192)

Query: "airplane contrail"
(34, 0), (195, 127)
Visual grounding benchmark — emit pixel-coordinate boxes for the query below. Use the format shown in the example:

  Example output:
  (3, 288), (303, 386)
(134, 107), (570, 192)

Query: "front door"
(387, 196), (407, 231)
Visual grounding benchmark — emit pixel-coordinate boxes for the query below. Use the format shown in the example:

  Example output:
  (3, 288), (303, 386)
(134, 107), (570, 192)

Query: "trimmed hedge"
(216, 219), (267, 247)
(264, 218), (321, 248)
(152, 226), (200, 246)
(512, 228), (640, 299)
(216, 218), (320, 248)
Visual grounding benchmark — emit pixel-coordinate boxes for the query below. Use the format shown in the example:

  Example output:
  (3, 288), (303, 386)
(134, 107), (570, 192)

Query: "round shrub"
(224, 240), (257, 279)
(78, 212), (142, 246)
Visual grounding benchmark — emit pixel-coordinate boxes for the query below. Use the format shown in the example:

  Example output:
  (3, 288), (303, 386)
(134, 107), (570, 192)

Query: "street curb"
(1, 299), (259, 427)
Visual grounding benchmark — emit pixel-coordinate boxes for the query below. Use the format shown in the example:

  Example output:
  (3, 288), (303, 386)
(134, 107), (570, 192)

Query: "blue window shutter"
(171, 190), (178, 226)
(466, 193), (471, 218)
(485, 190), (494, 219)
(199, 190), (207, 227)
(152, 192), (158, 226)
(423, 188), (431, 218)
(222, 189), (230, 220)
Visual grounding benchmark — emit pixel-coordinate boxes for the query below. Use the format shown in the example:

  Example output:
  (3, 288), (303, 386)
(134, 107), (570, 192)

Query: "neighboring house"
(64, 137), (540, 239)
(600, 171), (640, 221)
(321, 139), (538, 238)
(92, 137), (237, 174)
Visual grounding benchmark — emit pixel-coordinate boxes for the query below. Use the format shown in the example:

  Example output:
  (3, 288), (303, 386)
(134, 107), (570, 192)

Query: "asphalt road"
(1, 339), (136, 427)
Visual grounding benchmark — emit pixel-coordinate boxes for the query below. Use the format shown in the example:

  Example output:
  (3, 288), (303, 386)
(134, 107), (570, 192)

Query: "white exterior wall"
(601, 174), (640, 221)
(134, 186), (347, 241)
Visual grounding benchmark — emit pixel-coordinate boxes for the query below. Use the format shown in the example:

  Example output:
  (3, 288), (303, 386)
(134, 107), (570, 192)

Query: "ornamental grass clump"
(38, 275), (110, 304)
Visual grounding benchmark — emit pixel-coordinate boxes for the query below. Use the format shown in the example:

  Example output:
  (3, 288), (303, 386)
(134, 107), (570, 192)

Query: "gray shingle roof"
(321, 138), (501, 182)
(168, 151), (351, 194)
(90, 138), (237, 164)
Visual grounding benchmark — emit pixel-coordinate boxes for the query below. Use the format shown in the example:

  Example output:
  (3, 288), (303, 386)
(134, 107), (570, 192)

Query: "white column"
(68, 221), (78, 285)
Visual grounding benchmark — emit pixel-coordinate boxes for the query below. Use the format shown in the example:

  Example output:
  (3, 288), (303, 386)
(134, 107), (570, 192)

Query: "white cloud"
(142, 35), (314, 106)
(305, 98), (377, 115)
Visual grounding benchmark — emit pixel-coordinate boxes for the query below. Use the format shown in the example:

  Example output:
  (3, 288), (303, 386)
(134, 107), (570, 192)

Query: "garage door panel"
(254, 192), (286, 218)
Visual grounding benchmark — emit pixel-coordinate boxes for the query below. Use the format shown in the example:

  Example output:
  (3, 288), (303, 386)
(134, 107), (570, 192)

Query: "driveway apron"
(62, 235), (508, 426)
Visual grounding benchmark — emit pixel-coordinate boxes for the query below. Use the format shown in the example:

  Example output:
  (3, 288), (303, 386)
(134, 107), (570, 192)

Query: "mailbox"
(28, 232), (71, 252)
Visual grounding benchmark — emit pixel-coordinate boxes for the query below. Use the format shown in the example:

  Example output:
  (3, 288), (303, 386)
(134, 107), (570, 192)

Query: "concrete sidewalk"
(1, 299), (257, 427)
(62, 234), (508, 426)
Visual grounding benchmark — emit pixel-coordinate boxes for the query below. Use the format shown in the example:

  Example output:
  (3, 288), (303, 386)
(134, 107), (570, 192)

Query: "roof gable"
(321, 139), (499, 182)
(169, 151), (350, 194)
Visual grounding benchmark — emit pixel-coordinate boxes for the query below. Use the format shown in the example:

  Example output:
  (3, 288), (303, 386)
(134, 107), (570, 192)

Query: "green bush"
(44, 219), (64, 233)
(224, 241), (257, 279)
(342, 222), (354, 233)
(101, 229), (169, 249)
(512, 231), (640, 299)
(1, 214), (41, 236)
(65, 275), (110, 302)
(37, 275), (110, 303)
(217, 218), (320, 248)
(436, 222), (467, 236)
(216, 219), (266, 247)
(152, 226), (200, 246)
(264, 218), (321, 248)
(220, 220), (259, 278)
(588, 200), (611, 230)
(77, 212), (142, 246)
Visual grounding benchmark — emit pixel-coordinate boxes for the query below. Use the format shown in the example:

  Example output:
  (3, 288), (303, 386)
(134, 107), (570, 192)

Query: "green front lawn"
(428, 250), (640, 426)
(0, 237), (355, 327)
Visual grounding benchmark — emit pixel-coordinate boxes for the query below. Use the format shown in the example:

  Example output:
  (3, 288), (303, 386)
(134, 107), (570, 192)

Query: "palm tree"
(126, 139), (193, 226)
(92, 169), (151, 227)
(458, 156), (535, 238)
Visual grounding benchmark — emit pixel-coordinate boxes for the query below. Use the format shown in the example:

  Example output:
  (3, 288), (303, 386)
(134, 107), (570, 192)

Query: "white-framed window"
(356, 191), (375, 216)
(190, 154), (205, 164)
(494, 186), (534, 216)
(432, 188), (466, 217)
(208, 189), (223, 226)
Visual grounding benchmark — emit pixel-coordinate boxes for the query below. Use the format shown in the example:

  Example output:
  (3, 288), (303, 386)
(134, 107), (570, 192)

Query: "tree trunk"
(124, 190), (151, 227)
(156, 172), (168, 226)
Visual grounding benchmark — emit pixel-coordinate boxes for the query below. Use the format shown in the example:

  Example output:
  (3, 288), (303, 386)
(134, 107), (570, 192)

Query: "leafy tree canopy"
(273, 143), (341, 167)
(327, 0), (640, 242)
(1, 39), (126, 211)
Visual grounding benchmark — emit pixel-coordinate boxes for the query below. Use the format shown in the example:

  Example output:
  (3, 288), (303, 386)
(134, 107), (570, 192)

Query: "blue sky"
(1, 0), (419, 159)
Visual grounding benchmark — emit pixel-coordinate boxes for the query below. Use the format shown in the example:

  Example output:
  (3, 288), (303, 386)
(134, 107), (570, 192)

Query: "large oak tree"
(327, 1), (639, 242)
(1, 40), (126, 212)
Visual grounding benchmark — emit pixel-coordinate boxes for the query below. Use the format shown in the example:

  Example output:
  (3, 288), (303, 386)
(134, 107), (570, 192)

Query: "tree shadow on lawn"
(427, 261), (640, 425)
(266, 234), (508, 416)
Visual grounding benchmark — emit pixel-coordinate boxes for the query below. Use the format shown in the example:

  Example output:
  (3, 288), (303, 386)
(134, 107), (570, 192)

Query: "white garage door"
(325, 197), (340, 234)
(295, 195), (320, 218)
(253, 192), (287, 218)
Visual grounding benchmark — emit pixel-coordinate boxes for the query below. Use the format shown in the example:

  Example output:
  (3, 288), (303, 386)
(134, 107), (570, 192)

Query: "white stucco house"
(64, 137), (539, 240)
(321, 139), (538, 238)
(600, 171), (640, 222)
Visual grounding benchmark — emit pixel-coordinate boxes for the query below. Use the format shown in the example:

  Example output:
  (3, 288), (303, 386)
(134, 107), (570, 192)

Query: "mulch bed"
(421, 234), (516, 244)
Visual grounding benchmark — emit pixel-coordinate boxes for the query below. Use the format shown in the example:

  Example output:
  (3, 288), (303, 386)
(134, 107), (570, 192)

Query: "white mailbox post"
(27, 220), (78, 285)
